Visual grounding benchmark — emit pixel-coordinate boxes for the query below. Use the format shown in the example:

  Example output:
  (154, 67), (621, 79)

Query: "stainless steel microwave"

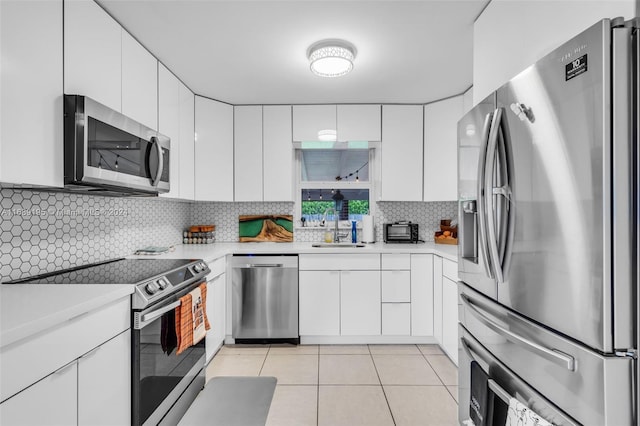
(64, 95), (170, 195)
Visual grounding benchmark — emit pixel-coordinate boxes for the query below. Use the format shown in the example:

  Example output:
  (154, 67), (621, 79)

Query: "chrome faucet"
(321, 207), (348, 243)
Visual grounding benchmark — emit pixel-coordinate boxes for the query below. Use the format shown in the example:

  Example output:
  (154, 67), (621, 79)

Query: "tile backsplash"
(1, 188), (457, 281)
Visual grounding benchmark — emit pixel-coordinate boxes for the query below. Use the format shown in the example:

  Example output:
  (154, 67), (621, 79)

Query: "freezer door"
(460, 283), (635, 426)
(457, 94), (498, 299)
(490, 19), (634, 352)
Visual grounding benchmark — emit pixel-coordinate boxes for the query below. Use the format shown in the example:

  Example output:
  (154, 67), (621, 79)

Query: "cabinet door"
(424, 96), (463, 201)
(178, 82), (195, 200)
(1, 0), (63, 187)
(299, 271), (340, 335)
(382, 303), (411, 336)
(263, 105), (293, 201)
(340, 270), (381, 335)
(64, 0), (121, 112)
(381, 105), (423, 201)
(159, 64), (181, 199)
(206, 273), (226, 361)
(433, 256), (443, 344)
(78, 330), (131, 426)
(122, 31), (158, 130)
(442, 276), (459, 365)
(293, 105), (336, 141)
(337, 104), (381, 141)
(411, 254), (434, 336)
(381, 270), (411, 302)
(195, 96), (234, 201)
(0, 361), (77, 426)
(234, 105), (263, 201)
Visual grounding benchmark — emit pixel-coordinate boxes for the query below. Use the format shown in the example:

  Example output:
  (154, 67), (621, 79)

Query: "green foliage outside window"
(301, 200), (369, 215)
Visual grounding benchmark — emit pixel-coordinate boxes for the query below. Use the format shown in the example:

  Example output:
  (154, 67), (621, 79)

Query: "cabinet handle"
(54, 360), (76, 375)
(81, 345), (101, 360)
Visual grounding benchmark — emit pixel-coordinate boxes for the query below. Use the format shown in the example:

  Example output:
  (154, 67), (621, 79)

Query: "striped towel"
(176, 282), (211, 355)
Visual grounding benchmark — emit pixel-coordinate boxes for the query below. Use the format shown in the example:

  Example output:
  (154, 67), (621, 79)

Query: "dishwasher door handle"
(246, 264), (284, 268)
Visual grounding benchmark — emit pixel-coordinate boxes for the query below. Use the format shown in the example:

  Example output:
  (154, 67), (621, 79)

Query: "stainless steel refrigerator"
(457, 17), (638, 425)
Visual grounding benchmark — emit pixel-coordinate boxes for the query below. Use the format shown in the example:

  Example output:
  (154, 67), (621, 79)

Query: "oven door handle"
(138, 300), (181, 328)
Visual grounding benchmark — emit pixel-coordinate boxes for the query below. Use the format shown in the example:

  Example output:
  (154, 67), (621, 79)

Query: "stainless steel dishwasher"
(230, 255), (299, 344)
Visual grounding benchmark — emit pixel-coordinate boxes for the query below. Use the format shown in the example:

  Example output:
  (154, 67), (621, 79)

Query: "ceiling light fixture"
(307, 39), (356, 78)
(317, 129), (337, 141)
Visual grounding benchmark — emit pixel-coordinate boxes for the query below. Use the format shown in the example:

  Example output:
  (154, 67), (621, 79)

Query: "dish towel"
(505, 398), (554, 426)
(176, 283), (211, 355)
(469, 361), (489, 426)
(161, 308), (177, 355)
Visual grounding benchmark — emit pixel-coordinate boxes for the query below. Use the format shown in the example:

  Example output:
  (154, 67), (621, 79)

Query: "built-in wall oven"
(5, 258), (211, 426)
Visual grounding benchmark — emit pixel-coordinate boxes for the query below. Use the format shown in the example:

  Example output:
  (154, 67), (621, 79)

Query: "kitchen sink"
(311, 243), (366, 248)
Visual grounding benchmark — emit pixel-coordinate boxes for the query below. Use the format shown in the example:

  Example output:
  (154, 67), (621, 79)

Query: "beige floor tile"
(318, 386), (394, 426)
(426, 355), (458, 386)
(206, 354), (265, 380)
(417, 344), (444, 355)
(447, 385), (459, 403)
(265, 385), (317, 426)
(269, 344), (319, 355)
(319, 355), (380, 385)
(373, 355), (442, 385)
(218, 344), (270, 355)
(368, 344), (421, 355)
(260, 354), (318, 384)
(384, 386), (458, 426)
(319, 345), (370, 355)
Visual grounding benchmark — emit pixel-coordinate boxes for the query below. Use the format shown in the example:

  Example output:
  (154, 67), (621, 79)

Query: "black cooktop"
(3, 258), (196, 285)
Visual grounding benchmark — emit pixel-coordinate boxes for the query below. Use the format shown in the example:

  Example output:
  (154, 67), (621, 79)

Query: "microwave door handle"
(150, 136), (163, 187)
(477, 112), (494, 279)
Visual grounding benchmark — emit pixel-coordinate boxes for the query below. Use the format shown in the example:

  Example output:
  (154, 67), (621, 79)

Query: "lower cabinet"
(299, 270), (340, 335)
(206, 272), (226, 361)
(433, 256), (444, 344)
(340, 270), (381, 336)
(382, 303), (411, 335)
(442, 276), (459, 365)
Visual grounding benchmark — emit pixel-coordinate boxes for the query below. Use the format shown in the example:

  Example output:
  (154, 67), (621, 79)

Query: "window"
(296, 146), (375, 225)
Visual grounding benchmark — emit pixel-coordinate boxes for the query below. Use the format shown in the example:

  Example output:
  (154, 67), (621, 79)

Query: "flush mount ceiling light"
(307, 40), (357, 78)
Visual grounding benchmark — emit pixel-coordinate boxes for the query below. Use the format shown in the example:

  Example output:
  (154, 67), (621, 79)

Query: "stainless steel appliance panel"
(231, 256), (299, 339)
(460, 283), (634, 425)
(458, 93), (498, 299)
(491, 20), (617, 352)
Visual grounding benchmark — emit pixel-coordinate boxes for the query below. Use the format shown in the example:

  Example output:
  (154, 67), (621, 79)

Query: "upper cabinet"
(380, 105), (424, 201)
(1, 0), (63, 187)
(64, 0), (121, 112)
(234, 106), (263, 202)
(195, 96), (234, 201)
(293, 104), (380, 141)
(336, 105), (381, 141)
(423, 95), (464, 202)
(121, 32), (158, 130)
(263, 106), (293, 201)
(178, 82), (195, 200)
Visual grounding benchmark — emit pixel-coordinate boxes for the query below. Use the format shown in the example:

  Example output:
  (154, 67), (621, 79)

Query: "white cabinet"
(299, 270), (340, 335)
(195, 96), (234, 201)
(410, 254), (434, 336)
(78, 330), (131, 426)
(234, 105), (263, 201)
(340, 270), (381, 336)
(336, 105), (381, 141)
(293, 105), (336, 141)
(424, 96), (464, 201)
(433, 256), (443, 344)
(121, 31), (158, 130)
(1, 0), (63, 187)
(442, 276), (459, 365)
(0, 361), (77, 426)
(158, 64), (181, 199)
(382, 303), (411, 336)
(463, 87), (474, 114)
(206, 268), (226, 361)
(64, 0), (121, 112)
(263, 105), (293, 201)
(381, 253), (411, 336)
(178, 82), (195, 200)
(381, 105), (424, 201)
(381, 271), (411, 302)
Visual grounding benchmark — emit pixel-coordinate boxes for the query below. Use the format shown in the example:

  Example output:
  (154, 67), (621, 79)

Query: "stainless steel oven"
(64, 94), (170, 195)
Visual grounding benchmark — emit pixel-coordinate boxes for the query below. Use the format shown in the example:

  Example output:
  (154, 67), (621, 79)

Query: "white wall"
(474, 0), (636, 103)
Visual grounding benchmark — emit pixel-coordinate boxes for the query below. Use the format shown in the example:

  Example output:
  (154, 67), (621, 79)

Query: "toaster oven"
(384, 222), (420, 243)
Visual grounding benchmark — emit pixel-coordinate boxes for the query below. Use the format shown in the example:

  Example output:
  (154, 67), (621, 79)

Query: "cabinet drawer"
(381, 270), (411, 302)
(442, 258), (459, 281)
(382, 303), (411, 335)
(1, 297), (130, 401)
(207, 256), (226, 278)
(381, 253), (411, 270)
(299, 254), (380, 271)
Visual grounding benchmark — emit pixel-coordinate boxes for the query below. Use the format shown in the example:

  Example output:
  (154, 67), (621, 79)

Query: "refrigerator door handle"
(477, 111), (494, 279)
(460, 294), (576, 371)
(484, 109), (505, 283)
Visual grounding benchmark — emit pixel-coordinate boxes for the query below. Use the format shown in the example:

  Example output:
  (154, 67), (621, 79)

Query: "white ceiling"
(97, 0), (489, 105)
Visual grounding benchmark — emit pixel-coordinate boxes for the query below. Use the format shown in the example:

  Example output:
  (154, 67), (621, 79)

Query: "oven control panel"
(133, 261), (210, 309)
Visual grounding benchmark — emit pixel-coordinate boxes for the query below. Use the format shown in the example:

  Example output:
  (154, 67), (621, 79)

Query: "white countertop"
(0, 284), (134, 348)
(130, 242), (459, 263)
